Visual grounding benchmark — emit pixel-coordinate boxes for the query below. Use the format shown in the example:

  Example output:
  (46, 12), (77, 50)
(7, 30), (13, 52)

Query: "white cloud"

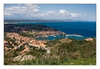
(25, 4), (40, 9)
(59, 10), (70, 17)
(4, 12), (11, 15)
(59, 10), (69, 14)
(47, 11), (55, 14)
(32, 11), (56, 18)
(70, 13), (82, 18)
(4, 4), (40, 16)
(59, 10), (83, 18)
(84, 14), (87, 16)
(31, 9), (39, 12)
(47, 11), (56, 17)
(33, 13), (49, 17)
(4, 4), (87, 20)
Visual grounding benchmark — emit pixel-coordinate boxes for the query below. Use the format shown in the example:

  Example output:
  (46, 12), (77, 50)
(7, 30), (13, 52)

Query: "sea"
(7, 21), (96, 40)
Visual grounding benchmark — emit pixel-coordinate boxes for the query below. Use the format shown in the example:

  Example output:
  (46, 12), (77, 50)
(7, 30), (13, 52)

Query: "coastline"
(4, 22), (96, 40)
(4, 22), (96, 65)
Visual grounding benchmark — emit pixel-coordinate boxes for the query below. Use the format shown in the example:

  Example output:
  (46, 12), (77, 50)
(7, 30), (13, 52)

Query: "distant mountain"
(4, 19), (89, 22)
(4, 15), (94, 22)
(4, 15), (42, 20)
(5, 15), (93, 22)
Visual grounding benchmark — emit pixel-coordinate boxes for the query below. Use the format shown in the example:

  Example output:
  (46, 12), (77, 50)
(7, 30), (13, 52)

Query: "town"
(4, 32), (48, 54)
(4, 24), (66, 55)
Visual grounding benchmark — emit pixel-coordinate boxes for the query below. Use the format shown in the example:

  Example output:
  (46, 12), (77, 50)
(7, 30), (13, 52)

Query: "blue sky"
(4, 4), (96, 21)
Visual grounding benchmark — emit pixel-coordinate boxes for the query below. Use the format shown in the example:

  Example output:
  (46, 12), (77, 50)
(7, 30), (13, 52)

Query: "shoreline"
(4, 23), (96, 40)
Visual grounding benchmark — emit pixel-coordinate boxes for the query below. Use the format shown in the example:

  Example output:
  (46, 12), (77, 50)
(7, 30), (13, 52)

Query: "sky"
(4, 4), (96, 21)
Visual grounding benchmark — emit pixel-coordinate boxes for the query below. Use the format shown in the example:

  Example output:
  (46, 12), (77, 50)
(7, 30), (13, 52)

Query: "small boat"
(54, 35), (56, 37)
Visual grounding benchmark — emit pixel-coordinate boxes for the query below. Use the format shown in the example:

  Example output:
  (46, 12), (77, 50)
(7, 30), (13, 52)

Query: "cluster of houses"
(4, 32), (47, 54)
(4, 32), (94, 55)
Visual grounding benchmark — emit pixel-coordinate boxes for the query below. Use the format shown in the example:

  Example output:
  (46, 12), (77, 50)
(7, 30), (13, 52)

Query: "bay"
(16, 22), (96, 40)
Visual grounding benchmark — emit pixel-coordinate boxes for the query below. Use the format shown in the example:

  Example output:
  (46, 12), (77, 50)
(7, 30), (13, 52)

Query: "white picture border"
(0, 0), (99, 69)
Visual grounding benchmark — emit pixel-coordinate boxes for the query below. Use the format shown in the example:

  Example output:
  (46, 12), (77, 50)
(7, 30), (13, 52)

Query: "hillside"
(4, 24), (96, 65)
(4, 38), (96, 65)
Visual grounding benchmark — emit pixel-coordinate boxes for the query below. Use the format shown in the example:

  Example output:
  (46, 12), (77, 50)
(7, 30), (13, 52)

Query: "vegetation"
(4, 35), (18, 46)
(4, 38), (96, 65)
(4, 24), (57, 32)
(19, 31), (34, 38)
(4, 24), (96, 65)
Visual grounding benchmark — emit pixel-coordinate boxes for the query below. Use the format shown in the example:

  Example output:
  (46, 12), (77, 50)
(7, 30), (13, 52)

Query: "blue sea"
(16, 22), (96, 40)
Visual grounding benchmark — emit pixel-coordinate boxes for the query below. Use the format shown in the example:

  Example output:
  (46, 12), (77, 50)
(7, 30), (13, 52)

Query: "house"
(84, 38), (93, 41)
